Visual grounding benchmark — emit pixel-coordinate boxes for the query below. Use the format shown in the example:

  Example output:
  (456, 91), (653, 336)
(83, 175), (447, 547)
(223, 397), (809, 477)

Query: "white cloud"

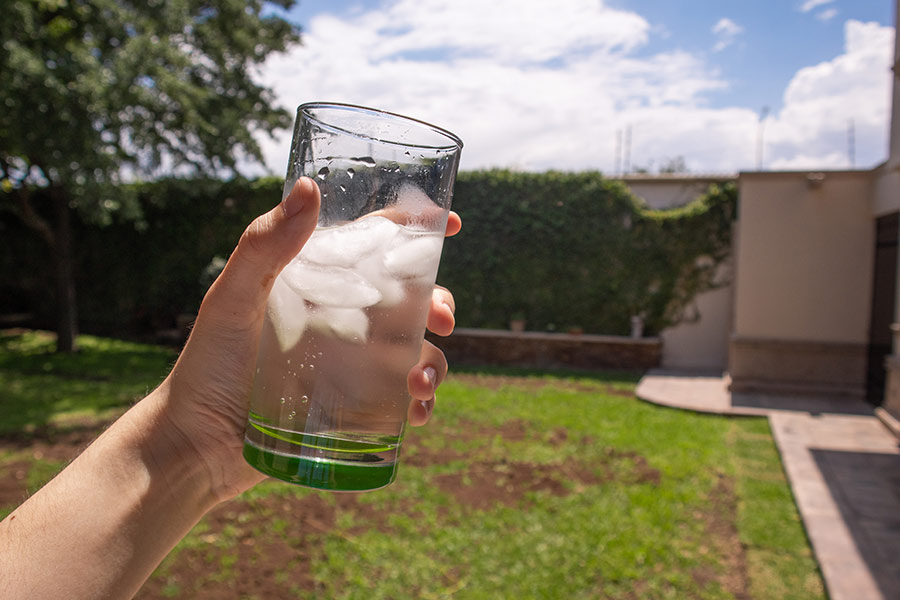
(765, 20), (893, 169)
(799, 0), (835, 13)
(817, 8), (839, 22)
(712, 18), (744, 52)
(253, 2), (893, 176)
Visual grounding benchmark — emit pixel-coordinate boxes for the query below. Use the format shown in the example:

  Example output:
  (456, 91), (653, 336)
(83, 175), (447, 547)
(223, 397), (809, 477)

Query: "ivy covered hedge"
(1, 177), (281, 335)
(438, 170), (736, 336)
(1, 170), (736, 338)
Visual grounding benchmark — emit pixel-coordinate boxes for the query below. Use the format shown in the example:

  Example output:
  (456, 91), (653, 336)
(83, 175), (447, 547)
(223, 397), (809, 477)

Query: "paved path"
(636, 370), (900, 600)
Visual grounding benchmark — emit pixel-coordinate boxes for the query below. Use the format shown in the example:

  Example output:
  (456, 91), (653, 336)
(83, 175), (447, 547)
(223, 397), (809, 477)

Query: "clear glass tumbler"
(242, 103), (463, 491)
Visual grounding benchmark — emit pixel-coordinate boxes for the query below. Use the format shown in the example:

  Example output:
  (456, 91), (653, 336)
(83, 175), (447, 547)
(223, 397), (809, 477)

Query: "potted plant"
(509, 311), (527, 333)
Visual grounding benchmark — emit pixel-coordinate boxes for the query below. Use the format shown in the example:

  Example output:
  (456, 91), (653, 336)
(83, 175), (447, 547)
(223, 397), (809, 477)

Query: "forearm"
(0, 381), (218, 599)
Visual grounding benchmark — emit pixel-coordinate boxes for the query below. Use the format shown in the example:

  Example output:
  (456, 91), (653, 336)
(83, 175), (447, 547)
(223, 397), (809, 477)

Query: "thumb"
(200, 177), (321, 326)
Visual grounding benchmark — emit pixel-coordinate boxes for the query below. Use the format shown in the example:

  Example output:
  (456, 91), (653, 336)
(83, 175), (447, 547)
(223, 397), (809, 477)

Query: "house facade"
(626, 0), (900, 421)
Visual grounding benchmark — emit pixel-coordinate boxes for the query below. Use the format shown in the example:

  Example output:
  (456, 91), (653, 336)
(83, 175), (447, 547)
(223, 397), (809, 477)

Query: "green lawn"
(0, 330), (824, 599)
(0, 329), (175, 434)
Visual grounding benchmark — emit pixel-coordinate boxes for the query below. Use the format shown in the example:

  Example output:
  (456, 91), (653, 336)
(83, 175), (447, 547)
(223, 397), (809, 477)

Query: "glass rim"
(298, 102), (464, 152)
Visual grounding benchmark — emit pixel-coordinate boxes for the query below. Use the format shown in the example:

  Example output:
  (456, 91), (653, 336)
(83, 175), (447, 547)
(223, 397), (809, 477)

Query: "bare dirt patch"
(0, 424), (100, 462)
(0, 460), (31, 508)
(432, 445), (661, 513)
(0, 425), (102, 510)
(449, 372), (635, 396)
(0, 417), (726, 599)
(693, 473), (750, 600)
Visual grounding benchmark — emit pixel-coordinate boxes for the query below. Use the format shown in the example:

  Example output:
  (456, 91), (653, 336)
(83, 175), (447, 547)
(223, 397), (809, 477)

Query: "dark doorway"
(867, 213), (898, 404)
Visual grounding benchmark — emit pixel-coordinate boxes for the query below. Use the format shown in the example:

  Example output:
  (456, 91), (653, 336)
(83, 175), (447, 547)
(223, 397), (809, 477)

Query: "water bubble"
(347, 168), (355, 179)
(317, 166), (330, 179)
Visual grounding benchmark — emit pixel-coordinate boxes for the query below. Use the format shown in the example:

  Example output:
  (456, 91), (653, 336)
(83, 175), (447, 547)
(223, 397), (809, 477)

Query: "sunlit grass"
(0, 331), (824, 599)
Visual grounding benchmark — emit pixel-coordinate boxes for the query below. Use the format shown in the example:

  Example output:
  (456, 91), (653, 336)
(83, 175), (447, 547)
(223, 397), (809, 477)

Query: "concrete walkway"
(636, 370), (900, 600)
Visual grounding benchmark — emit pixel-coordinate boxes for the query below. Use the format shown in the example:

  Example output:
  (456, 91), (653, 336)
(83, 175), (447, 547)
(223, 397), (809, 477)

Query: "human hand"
(159, 177), (459, 502)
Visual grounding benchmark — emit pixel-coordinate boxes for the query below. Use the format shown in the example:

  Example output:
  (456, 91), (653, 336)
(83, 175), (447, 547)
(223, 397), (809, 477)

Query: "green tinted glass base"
(243, 441), (398, 492)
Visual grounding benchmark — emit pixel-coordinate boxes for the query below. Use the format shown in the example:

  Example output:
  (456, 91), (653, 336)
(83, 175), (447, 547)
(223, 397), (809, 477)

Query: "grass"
(0, 330), (175, 434)
(0, 330), (825, 599)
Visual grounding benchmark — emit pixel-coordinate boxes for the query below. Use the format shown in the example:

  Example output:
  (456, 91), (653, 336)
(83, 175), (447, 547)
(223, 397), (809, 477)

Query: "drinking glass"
(242, 103), (463, 491)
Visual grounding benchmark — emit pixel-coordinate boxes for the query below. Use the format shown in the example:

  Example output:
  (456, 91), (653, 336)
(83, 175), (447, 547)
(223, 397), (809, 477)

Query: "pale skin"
(0, 177), (461, 599)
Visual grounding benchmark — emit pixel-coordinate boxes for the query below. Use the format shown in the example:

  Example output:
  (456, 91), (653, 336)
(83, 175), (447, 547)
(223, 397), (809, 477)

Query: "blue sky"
(613, 0), (893, 111)
(257, 0), (896, 174)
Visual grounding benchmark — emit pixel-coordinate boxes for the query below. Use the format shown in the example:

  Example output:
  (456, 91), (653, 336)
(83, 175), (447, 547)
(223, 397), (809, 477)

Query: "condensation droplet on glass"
(347, 168), (355, 179)
(301, 395), (309, 404)
(339, 185), (346, 192)
(288, 410), (296, 420)
(317, 166), (329, 179)
(287, 359), (291, 365)
(280, 397), (286, 405)
(317, 352), (324, 358)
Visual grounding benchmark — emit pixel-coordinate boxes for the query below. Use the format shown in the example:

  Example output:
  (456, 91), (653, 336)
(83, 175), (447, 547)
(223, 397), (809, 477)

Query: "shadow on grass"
(0, 329), (175, 435)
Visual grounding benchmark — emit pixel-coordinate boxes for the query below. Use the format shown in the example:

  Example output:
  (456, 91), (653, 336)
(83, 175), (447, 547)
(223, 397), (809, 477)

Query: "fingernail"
(282, 178), (310, 218)
(424, 366), (437, 388)
(419, 399), (434, 417)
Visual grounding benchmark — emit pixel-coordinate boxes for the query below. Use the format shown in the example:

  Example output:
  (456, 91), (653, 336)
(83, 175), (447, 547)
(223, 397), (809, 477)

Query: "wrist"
(152, 374), (266, 504)
(132, 381), (226, 510)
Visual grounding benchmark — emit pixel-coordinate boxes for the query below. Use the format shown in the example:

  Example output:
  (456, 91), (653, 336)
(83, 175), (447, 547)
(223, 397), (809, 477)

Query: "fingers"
(407, 340), (448, 426)
(445, 211), (462, 237)
(426, 285), (455, 336)
(198, 178), (321, 327)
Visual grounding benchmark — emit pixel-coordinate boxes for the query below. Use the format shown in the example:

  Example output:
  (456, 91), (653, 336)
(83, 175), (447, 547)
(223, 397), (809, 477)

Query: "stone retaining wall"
(426, 328), (662, 371)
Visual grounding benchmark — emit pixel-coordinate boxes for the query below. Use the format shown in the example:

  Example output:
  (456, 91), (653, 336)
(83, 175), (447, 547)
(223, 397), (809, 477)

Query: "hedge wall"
(0, 170), (736, 338)
(439, 170), (736, 336)
(1, 177), (282, 335)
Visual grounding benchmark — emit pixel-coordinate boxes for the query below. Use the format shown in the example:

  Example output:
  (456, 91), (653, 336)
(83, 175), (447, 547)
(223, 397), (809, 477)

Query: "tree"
(0, 0), (299, 351)
(658, 156), (688, 174)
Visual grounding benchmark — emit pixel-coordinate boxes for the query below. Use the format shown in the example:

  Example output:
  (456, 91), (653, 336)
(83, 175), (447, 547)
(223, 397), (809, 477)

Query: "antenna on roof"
(756, 106), (769, 170)
(615, 129), (622, 176)
(624, 125), (632, 174)
(848, 119), (856, 168)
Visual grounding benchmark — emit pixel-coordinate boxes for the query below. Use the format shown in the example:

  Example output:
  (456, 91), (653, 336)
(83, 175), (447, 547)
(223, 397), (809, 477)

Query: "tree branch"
(13, 187), (56, 249)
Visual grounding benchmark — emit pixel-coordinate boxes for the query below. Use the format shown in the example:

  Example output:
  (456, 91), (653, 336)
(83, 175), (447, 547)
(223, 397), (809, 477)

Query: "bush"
(438, 170), (736, 335)
(1, 171), (735, 338)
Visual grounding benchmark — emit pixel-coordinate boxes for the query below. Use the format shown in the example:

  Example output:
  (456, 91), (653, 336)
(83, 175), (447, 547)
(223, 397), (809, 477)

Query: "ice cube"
(352, 252), (406, 308)
(395, 183), (431, 218)
(308, 306), (369, 344)
(267, 274), (308, 350)
(392, 183), (446, 229)
(383, 232), (443, 280)
(281, 260), (382, 308)
(300, 216), (398, 269)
